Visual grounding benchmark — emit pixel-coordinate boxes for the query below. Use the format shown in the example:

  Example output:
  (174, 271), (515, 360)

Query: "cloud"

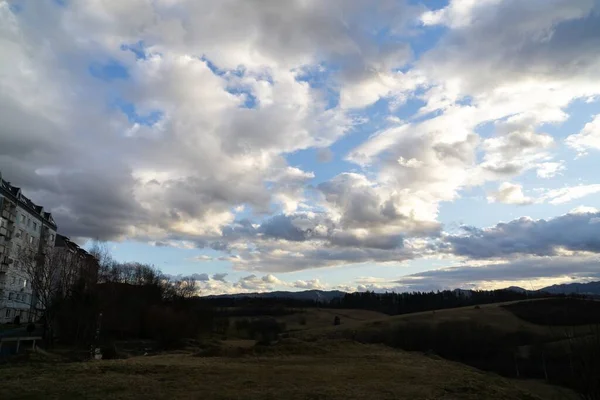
(190, 255), (213, 262)
(487, 182), (533, 205)
(394, 256), (600, 292)
(191, 273), (210, 282)
(485, 183), (600, 207)
(293, 279), (326, 290)
(4, 0), (600, 285)
(447, 210), (600, 259)
(233, 274), (286, 292)
(566, 114), (600, 156)
(211, 273), (228, 282)
(540, 184), (600, 205)
(536, 162), (565, 179)
(475, 116), (557, 180)
(0, 0), (419, 243)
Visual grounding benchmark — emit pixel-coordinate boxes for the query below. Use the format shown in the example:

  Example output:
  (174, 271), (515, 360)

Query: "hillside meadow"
(0, 339), (575, 400)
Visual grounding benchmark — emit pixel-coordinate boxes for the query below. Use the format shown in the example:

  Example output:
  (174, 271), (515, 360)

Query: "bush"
(100, 343), (126, 360)
(248, 318), (286, 345)
(143, 305), (199, 349)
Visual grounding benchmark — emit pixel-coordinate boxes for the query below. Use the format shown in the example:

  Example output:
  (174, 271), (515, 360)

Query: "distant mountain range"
(537, 281), (600, 296)
(505, 281), (600, 296)
(203, 282), (600, 302)
(205, 289), (347, 302)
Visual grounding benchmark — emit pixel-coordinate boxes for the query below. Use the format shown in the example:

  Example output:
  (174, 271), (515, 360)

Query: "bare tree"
(88, 240), (115, 283)
(15, 244), (86, 344)
(171, 276), (198, 299)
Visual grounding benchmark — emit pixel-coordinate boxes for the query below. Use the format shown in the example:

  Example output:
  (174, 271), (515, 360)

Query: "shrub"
(143, 305), (199, 349)
(248, 318), (286, 345)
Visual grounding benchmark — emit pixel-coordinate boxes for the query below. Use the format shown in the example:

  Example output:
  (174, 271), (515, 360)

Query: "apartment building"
(0, 172), (57, 324)
(54, 234), (99, 294)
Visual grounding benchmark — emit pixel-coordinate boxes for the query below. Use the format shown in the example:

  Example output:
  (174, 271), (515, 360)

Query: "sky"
(2, 0), (600, 295)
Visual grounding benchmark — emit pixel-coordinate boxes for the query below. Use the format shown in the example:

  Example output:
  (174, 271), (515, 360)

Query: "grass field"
(0, 340), (575, 400)
(0, 300), (591, 399)
(295, 300), (597, 342)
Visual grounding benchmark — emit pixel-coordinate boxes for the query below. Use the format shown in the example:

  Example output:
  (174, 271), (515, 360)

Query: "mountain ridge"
(201, 281), (600, 301)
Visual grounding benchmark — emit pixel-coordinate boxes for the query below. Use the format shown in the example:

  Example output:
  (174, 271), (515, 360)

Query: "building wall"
(0, 186), (57, 324)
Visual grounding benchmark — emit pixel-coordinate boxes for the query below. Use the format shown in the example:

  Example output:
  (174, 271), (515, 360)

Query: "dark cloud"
(422, 0), (600, 92)
(212, 273), (228, 282)
(395, 256), (600, 291)
(191, 273), (210, 282)
(448, 211), (600, 258)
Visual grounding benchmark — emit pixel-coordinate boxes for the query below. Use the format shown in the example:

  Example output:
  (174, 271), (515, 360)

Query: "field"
(0, 340), (574, 400)
(295, 300), (598, 342)
(0, 300), (593, 399)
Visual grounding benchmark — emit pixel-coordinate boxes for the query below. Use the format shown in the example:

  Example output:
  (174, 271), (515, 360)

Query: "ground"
(295, 300), (597, 342)
(0, 340), (575, 400)
(0, 301), (587, 399)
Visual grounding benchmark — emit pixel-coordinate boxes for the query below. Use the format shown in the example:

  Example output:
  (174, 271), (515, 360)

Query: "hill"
(539, 281), (600, 296)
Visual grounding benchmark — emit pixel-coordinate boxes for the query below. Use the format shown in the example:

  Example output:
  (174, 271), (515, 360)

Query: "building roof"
(55, 234), (95, 260)
(0, 171), (57, 230)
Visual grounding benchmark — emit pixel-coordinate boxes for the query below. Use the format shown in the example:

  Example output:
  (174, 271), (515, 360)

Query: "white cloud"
(487, 182), (533, 205)
(189, 255), (213, 262)
(566, 114), (600, 156)
(293, 279), (326, 290)
(536, 162), (565, 178)
(540, 184), (600, 205)
(4, 0), (600, 286)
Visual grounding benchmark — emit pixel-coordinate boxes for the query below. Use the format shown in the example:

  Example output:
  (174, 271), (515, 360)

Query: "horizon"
(2, 0), (600, 296)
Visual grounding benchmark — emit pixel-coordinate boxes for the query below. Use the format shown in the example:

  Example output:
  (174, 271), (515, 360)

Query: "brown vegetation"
(0, 340), (574, 400)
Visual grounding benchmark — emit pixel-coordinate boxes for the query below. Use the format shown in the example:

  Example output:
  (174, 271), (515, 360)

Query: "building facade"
(54, 234), (99, 295)
(0, 172), (57, 324)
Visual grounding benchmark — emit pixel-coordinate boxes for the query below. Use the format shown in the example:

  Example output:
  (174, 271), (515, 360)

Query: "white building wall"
(0, 192), (57, 324)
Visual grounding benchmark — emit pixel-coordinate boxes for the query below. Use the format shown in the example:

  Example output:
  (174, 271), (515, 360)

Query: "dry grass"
(296, 300), (597, 342)
(281, 308), (387, 331)
(0, 340), (574, 400)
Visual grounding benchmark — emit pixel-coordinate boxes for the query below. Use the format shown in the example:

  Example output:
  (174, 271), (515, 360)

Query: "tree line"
(328, 288), (556, 315)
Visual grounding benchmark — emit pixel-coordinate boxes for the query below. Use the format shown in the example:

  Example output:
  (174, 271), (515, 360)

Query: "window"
(11, 276), (15, 284)
(8, 292), (13, 300)
(23, 279), (27, 288)
(20, 214), (25, 223)
(50, 234), (54, 242)
(17, 229), (23, 238)
(27, 218), (31, 227)
(5, 309), (10, 318)
(16, 293), (21, 301)
(29, 236), (34, 245)
(32, 221), (37, 231)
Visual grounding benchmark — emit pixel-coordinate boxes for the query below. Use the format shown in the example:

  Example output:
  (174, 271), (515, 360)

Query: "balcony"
(0, 226), (11, 240)
(1, 209), (16, 223)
